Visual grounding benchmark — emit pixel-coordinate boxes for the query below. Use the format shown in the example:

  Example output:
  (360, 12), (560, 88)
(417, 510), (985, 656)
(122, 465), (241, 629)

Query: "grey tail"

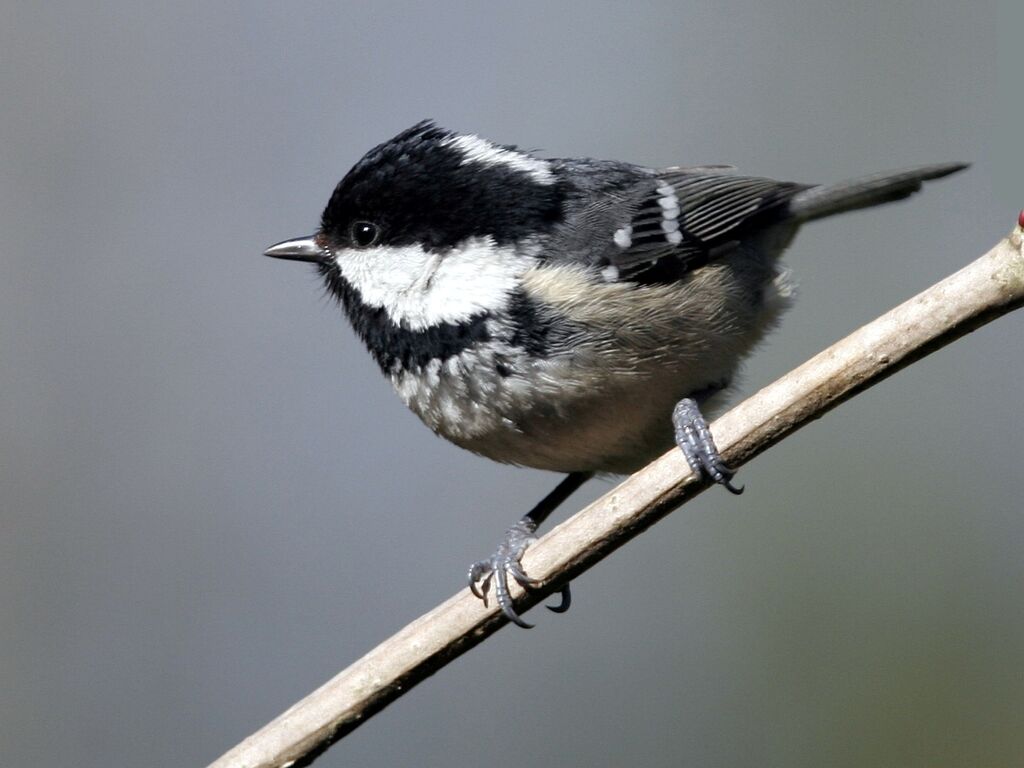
(788, 162), (968, 223)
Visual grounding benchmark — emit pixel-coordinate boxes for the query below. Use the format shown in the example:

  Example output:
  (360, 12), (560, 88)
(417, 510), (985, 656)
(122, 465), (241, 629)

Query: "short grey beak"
(263, 236), (323, 263)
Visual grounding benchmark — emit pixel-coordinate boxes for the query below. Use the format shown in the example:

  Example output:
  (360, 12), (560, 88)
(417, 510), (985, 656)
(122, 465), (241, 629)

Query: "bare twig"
(209, 223), (1024, 768)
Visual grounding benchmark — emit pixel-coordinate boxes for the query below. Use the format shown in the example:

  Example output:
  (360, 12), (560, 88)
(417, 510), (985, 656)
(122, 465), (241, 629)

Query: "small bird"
(265, 120), (965, 626)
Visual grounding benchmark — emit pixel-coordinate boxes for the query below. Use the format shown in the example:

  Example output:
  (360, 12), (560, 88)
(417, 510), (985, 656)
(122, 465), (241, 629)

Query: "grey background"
(2, 2), (1022, 766)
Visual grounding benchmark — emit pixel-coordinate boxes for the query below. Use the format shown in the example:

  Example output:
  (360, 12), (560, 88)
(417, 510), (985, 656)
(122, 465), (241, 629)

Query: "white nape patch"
(335, 237), (533, 330)
(613, 225), (633, 249)
(442, 134), (555, 185)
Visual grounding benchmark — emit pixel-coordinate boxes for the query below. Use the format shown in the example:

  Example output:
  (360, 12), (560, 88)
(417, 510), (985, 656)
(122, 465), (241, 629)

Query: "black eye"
(350, 221), (380, 247)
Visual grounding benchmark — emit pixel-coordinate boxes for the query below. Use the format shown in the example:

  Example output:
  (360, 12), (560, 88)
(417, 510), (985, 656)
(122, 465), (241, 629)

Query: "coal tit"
(265, 120), (965, 626)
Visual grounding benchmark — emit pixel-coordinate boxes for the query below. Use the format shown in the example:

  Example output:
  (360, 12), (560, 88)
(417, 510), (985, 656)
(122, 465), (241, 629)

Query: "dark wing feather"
(607, 170), (810, 282)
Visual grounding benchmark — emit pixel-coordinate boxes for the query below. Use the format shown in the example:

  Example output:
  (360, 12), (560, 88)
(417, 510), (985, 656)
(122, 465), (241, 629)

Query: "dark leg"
(672, 397), (743, 495)
(468, 471), (593, 628)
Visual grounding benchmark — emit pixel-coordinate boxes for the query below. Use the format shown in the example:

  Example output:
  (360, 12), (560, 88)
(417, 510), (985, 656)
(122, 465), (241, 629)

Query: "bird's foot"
(672, 397), (743, 495)
(468, 518), (571, 628)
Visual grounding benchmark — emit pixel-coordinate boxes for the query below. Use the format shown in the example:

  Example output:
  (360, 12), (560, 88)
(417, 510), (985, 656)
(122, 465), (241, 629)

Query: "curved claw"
(546, 584), (572, 613)
(494, 566), (533, 628)
(469, 579), (485, 601)
(506, 559), (541, 589)
(706, 461), (744, 495)
(467, 562), (492, 601)
(722, 477), (744, 495)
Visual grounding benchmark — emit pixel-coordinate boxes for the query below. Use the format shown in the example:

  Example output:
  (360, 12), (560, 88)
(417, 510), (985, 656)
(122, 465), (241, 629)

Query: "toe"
(494, 567), (533, 628)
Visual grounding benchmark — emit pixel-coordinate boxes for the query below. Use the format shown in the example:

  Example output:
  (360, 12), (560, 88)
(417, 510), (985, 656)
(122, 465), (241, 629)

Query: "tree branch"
(209, 222), (1024, 768)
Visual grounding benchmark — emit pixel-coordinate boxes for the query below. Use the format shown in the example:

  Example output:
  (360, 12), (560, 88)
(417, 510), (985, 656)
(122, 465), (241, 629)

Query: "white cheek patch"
(441, 134), (555, 186)
(335, 237), (534, 330)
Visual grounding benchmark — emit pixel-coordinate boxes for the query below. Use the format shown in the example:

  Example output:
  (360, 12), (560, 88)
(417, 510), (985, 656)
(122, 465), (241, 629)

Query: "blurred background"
(2, 1), (1022, 766)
